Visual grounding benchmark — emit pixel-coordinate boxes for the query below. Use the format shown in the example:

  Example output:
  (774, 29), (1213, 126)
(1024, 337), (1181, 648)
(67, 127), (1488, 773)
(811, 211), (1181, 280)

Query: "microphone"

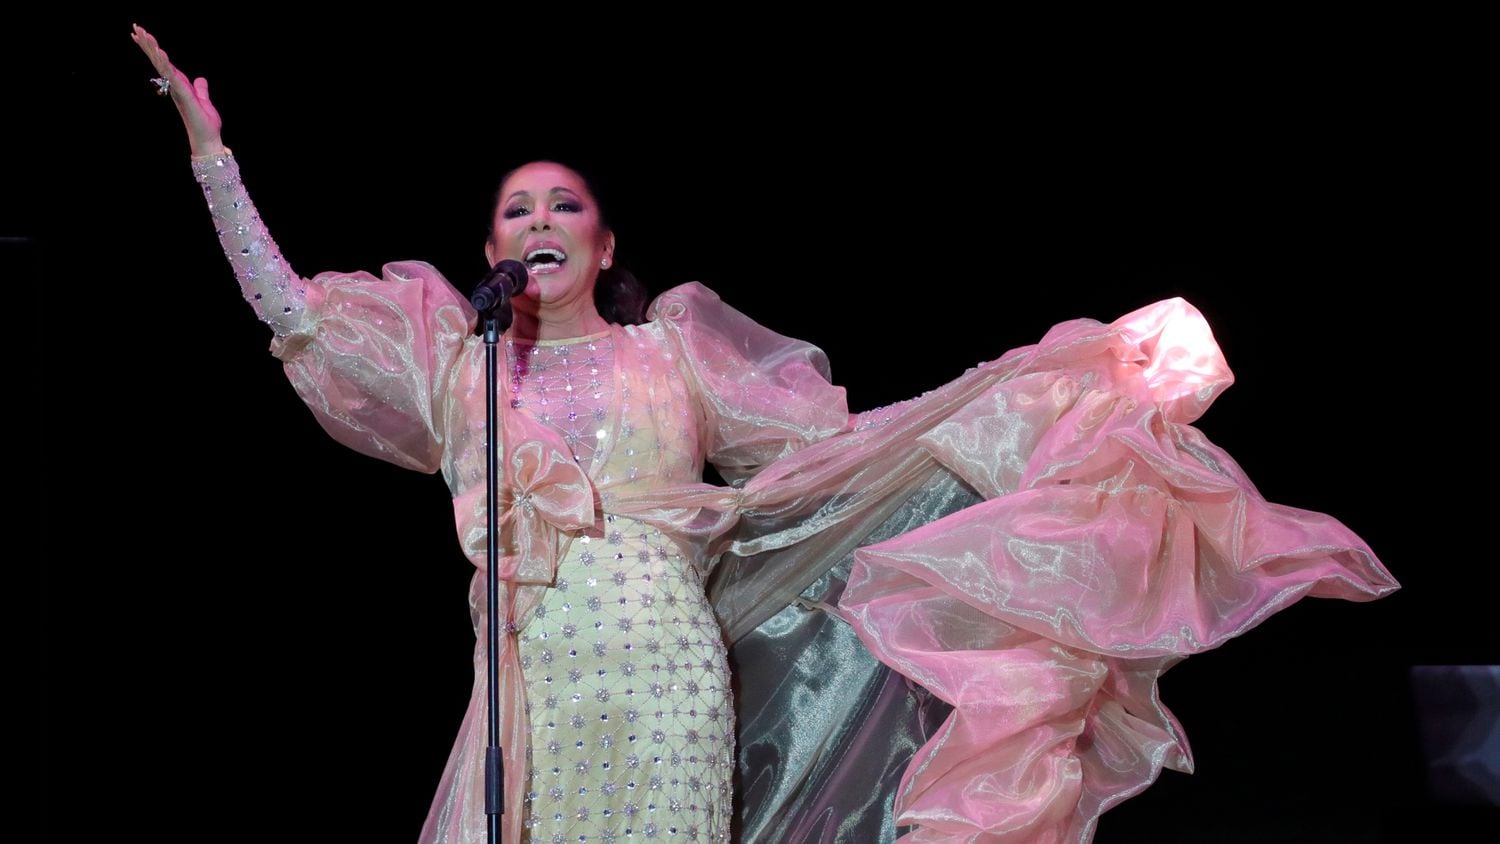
(471, 259), (529, 313)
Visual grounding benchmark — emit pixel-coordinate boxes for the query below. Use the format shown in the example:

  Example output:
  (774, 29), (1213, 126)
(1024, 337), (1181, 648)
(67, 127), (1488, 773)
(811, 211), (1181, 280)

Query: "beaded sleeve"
(189, 149), (306, 336)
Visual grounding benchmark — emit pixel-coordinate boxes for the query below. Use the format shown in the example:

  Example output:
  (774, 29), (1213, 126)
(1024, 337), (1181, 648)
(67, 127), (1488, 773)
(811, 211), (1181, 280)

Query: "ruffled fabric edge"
(836, 297), (1398, 843)
(269, 260), (477, 474)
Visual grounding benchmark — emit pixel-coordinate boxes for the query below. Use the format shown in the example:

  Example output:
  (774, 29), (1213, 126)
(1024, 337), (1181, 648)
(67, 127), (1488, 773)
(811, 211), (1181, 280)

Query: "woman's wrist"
(190, 141), (231, 160)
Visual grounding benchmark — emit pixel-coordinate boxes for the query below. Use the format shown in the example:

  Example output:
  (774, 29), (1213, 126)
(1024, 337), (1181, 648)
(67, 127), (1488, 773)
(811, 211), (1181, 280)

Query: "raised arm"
(133, 25), (304, 336)
(132, 25), (475, 474)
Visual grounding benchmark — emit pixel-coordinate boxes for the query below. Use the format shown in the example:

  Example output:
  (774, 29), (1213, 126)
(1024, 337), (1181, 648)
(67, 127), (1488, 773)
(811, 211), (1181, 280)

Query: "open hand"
(131, 23), (225, 156)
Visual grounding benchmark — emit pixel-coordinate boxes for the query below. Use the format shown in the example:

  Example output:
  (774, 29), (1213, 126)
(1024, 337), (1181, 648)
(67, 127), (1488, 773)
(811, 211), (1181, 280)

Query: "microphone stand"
(484, 309), (505, 844)
(473, 267), (518, 844)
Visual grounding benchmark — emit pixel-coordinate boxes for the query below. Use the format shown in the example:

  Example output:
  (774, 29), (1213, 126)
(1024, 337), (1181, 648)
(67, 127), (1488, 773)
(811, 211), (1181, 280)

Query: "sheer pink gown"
(192, 148), (1398, 843)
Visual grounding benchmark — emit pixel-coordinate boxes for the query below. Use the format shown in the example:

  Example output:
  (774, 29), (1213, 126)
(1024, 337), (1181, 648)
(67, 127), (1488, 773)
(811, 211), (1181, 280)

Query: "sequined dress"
(505, 333), (734, 842)
(191, 149), (1399, 844)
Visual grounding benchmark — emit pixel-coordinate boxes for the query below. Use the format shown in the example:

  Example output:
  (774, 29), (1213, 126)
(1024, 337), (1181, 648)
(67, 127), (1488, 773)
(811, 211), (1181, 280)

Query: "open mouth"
(525, 247), (567, 272)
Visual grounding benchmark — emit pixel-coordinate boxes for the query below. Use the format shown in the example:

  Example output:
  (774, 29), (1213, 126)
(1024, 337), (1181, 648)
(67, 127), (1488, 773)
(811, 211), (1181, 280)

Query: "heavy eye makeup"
(503, 198), (584, 219)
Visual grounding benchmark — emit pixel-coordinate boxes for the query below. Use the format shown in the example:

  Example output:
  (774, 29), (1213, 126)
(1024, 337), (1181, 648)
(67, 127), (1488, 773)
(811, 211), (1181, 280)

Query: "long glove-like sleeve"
(190, 149), (306, 337)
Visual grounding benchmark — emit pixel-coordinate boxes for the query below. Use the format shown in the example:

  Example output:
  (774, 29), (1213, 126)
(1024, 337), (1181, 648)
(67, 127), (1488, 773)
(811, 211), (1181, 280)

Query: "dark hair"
(487, 160), (650, 326)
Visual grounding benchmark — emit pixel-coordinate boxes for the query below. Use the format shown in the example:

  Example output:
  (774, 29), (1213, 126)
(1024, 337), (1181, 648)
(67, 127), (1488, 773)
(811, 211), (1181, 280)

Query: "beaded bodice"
(504, 330), (617, 468)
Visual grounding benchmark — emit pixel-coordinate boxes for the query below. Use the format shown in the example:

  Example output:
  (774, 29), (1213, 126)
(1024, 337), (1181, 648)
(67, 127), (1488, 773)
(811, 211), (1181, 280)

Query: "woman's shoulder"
(644, 280), (726, 324)
(286, 259), (479, 359)
(627, 282), (729, 349)
(305, 258), (460, 289)
(643, 281), (790, 343)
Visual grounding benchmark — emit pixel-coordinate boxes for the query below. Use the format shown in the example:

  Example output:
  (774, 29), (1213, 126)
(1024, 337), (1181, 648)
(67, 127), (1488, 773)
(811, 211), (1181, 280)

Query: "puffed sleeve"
(191, 150), (477, 473)
(648, 282), (851, 485)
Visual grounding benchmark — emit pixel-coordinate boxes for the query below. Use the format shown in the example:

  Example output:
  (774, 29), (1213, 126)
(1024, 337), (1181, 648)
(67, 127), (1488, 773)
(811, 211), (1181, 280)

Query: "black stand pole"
(471, 260), (523, 843)
(483, 312), (504, 844)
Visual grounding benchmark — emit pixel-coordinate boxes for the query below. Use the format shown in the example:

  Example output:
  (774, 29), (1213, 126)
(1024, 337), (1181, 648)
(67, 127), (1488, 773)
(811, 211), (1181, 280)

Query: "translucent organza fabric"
(193, 150), (1398, 843)
(832, 302), (1401, 841)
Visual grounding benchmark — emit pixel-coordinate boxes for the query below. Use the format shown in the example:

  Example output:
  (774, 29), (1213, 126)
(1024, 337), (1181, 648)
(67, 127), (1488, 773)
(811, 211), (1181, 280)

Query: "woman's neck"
(508, 302), (611, 342)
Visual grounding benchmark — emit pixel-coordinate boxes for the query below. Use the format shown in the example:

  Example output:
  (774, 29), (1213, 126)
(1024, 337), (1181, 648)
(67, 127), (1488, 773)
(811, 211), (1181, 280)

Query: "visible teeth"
(526, 247), (567, 264)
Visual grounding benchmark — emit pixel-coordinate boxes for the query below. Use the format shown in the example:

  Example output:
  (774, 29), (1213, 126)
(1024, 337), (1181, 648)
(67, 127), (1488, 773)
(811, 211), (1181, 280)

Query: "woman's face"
(486, 161), (615, 312)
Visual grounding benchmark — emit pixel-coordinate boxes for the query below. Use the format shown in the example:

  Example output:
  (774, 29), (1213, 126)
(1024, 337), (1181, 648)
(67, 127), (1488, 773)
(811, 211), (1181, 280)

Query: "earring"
(601, 259), (611, 268)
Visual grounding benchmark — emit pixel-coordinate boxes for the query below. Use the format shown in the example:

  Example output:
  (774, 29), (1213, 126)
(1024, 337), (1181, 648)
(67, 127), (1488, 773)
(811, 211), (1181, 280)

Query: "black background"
(27, 15), (1493, 842)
